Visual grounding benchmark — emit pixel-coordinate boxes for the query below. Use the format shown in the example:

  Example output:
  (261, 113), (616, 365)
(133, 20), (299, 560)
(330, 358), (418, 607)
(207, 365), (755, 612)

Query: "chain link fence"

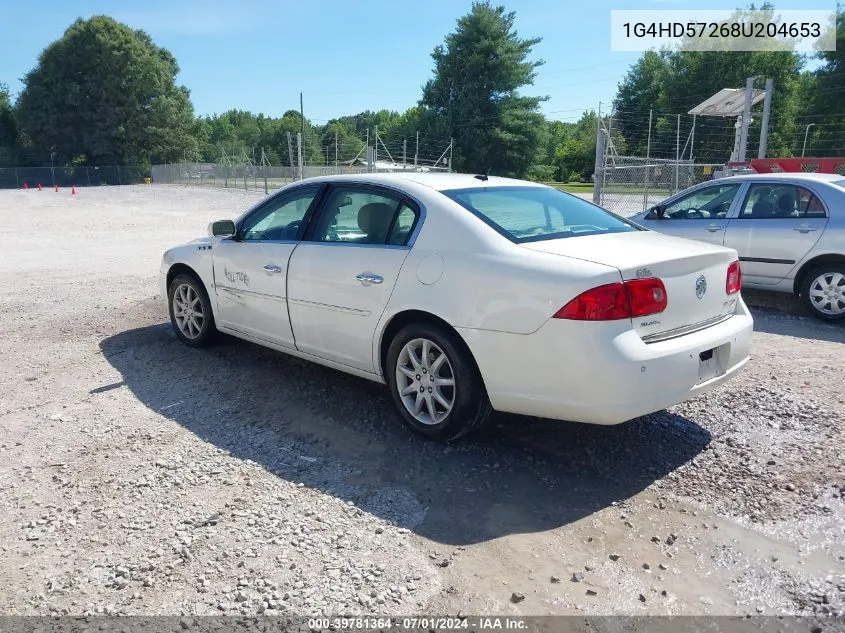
(0, 166), (146, 189)
(151, 157), (449, 194)
(596, 156), (725, 217)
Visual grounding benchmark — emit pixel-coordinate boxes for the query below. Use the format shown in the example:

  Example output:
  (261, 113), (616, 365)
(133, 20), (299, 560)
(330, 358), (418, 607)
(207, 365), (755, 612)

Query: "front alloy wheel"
(168, 274), (217, 346)
(173, 283), (205, 339)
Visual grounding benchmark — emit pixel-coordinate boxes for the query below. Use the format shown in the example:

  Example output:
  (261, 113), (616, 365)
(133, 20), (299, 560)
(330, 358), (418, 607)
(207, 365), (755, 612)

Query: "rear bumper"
(457, 298), (753, 425)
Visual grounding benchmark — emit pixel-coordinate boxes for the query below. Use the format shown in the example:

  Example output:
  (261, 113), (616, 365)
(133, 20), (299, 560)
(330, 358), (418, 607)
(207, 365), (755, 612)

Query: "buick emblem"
(695, 275), (707, 299)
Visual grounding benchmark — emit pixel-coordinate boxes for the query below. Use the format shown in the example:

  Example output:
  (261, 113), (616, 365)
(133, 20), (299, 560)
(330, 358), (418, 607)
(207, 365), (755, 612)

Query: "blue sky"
(0, 0), (833, 124)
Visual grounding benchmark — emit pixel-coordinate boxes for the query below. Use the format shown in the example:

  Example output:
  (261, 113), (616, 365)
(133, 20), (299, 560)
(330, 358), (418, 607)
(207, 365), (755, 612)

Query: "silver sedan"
(631, 172), (845, 321)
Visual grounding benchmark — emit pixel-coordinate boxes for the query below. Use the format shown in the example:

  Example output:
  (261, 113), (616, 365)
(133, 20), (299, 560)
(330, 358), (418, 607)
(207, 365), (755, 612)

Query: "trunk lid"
(522, 231), (740, 340)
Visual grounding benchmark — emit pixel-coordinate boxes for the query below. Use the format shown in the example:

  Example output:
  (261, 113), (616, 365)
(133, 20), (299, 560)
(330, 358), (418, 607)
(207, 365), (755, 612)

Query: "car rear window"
(442, 186), (640, 243)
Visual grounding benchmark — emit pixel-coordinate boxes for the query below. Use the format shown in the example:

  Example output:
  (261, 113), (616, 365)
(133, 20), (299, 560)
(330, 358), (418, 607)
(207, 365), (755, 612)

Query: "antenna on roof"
(474, 167), (491, 182)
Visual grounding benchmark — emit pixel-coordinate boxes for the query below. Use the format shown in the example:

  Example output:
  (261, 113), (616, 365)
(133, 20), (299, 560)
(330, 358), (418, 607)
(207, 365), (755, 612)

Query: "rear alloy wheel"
(801, 265), (845, 322)
(168, 274), (217, 346)
(386, 323), (491, 442)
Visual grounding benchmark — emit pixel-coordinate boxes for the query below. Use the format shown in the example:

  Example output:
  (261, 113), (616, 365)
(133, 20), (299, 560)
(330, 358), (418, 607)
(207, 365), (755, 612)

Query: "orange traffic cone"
(37, 184), (42, 191)
(23, 183), (28, 190)
(54, 184), (59, 192)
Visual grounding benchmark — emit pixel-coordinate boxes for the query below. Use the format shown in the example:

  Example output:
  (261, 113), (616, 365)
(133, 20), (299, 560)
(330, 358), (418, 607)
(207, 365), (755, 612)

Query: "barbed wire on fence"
(150, 131), (454, 194)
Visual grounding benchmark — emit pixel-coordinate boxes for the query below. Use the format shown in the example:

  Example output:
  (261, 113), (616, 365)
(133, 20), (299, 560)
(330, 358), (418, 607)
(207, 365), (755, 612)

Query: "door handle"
(794, 225), (818, 233)
(356, 273), (384, 284)
(705, 224), (723, 232)
(262, 264), (283, 274)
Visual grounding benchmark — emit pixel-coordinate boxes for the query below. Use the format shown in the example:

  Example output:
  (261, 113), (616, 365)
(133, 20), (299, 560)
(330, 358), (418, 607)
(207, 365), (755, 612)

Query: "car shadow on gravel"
(100, 322), (712, 547)
(748, 308), (845, 343)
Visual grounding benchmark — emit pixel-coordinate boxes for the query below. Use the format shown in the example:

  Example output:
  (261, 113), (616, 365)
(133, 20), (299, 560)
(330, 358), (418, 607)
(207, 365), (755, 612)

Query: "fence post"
(262, 148), (268, 195)
(674, 115), (680, 194)
(643, 109), (653, 211)
(374, 126), (378, 171)
(118, 165), (122, 186)
(14, 168), (19, 188)
(286, 132), (295, 182)
(738, 76), (754, 163)
(593, 128), (607, 205)
(758, 78), (773, 159)
(296, 133), (303, 181)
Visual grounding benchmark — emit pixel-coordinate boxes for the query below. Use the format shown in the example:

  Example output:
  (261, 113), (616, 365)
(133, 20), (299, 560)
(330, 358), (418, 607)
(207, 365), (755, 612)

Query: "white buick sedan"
(160, 173), (753, 441)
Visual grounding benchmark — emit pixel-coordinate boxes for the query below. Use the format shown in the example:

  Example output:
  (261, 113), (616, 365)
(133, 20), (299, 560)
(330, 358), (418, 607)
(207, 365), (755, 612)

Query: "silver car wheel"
(395, 338), (456, 425)
(808, 271), (845, 316)
(172, 283), (205, 339)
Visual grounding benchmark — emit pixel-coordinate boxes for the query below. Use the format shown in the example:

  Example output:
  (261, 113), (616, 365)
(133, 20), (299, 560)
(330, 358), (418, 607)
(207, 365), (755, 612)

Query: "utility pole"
(365, 128), (369, 171)
(374, 126), (379, 171)
(758, 78), (774, 159)
(299, 92), (305, 143)
(403, 139), (407, 167)
(335, 130), (338, 171)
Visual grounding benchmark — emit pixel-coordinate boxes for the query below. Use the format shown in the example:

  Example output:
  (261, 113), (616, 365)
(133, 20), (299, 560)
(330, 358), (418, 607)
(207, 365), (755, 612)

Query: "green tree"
(16, 16), (196, 166)
(806, 10), (845, 155)
(420, 1), (546, 176)
(0, 82), (16, 164)
(612, 5), (805, 162)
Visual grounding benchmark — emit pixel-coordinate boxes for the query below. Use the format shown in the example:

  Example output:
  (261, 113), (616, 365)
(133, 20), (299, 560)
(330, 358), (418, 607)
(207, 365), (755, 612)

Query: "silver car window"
(659, 184), (741, 220)
(737, 184), (826, 219)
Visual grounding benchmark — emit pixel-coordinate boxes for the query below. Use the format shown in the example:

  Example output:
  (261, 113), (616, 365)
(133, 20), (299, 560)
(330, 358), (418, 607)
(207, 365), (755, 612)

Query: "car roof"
(292, 172), (542, 192)
(715, 172), (844, 184)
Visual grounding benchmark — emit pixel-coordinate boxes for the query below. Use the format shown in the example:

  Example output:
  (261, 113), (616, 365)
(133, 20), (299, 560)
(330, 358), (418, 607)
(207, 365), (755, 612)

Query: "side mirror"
(208, 220), (235, 237)
(338, 195), (353, 207)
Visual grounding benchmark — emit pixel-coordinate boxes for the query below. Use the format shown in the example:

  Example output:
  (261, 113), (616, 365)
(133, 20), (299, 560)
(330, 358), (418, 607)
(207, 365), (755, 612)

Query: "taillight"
(553, 283), (630, 320)
(726, 260), (742, 295)
(554, 278), (667, 321)
(627, 278), (668, 317)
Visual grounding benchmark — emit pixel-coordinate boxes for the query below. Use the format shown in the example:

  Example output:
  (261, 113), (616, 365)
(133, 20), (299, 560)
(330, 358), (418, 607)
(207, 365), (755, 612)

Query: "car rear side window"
(739, 184), (827, 219)
(442, 186), (639, 243)
(308, 186), (419, 246)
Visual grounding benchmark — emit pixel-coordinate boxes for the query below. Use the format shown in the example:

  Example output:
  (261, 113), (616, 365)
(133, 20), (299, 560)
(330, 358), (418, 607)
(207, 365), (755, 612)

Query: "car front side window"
(658, 184), (741, 220)
(239, 187), (320, 241)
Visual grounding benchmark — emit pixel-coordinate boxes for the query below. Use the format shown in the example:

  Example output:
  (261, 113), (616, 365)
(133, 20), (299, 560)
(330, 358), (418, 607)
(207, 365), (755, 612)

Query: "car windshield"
(442, 186), (640, 243)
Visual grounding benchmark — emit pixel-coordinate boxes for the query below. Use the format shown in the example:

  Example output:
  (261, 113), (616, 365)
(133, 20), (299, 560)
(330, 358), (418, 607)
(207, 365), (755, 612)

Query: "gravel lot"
(0, 185), (843, 618)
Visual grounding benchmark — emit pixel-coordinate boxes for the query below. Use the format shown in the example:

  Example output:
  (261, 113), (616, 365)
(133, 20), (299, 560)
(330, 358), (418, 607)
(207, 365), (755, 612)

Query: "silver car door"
(723, 181), (829, 286)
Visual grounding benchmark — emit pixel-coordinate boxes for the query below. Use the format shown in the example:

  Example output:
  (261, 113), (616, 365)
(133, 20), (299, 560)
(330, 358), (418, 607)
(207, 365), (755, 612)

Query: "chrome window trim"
(295, 241), (412, 251)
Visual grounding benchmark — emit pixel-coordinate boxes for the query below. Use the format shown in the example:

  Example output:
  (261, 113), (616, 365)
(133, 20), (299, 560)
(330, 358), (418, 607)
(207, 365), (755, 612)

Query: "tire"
(167, 274), (217, 346)
(385, 322), (492, 442)
(800, 264), (845, 322)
